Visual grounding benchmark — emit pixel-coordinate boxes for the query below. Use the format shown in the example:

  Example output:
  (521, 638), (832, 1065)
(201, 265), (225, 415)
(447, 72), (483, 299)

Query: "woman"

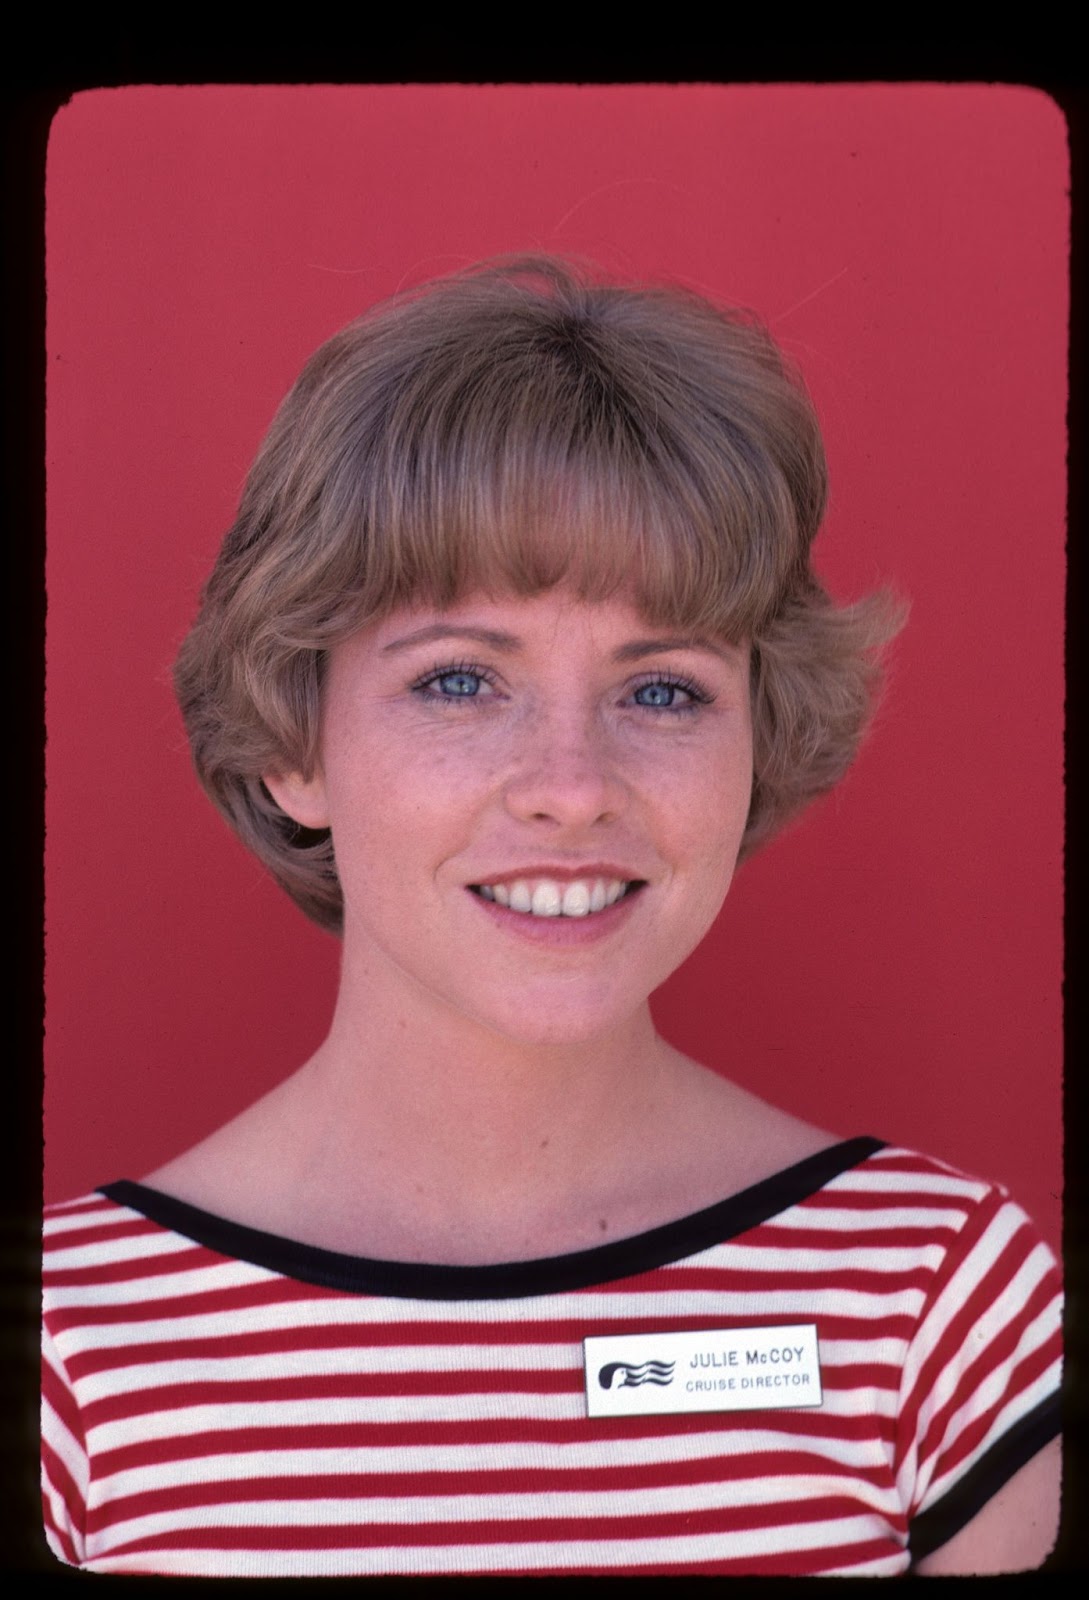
(42, 258), (1061, 1576)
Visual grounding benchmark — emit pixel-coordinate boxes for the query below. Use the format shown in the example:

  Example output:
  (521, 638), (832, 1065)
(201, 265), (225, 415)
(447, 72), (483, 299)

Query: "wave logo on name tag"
(597, 1358), (675, 1391)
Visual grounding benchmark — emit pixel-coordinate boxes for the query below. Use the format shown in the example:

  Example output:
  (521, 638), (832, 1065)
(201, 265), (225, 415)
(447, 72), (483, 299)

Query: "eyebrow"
(381, 625), (522, 655)
(381, 624), (740, 663)
(612, 637), (741, 665)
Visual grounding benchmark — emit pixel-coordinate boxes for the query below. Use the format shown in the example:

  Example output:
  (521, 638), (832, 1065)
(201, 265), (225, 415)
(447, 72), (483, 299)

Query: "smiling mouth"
(470, 877), (644, 918)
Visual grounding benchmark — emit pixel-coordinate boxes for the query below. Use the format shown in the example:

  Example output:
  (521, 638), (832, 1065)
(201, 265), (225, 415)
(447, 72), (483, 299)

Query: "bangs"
(362, 445), (797, 643)
(301, 314), (811, 647)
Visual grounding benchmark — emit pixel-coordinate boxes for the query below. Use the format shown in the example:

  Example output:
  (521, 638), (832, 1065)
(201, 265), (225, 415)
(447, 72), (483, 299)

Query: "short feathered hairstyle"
(175, 256), (903, 933)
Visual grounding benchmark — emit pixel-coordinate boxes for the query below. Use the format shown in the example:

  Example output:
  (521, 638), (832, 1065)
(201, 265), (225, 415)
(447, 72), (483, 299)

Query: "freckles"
(420, 732), (507, 786)
(428, 718), (519, 781)
(385, 742), (508, 828)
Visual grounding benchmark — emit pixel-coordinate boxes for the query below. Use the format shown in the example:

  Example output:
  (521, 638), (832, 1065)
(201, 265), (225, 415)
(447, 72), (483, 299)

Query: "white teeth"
(477, 877), (634, 917)
(531, 882), (563, 917)
(561, 882), (591, 917)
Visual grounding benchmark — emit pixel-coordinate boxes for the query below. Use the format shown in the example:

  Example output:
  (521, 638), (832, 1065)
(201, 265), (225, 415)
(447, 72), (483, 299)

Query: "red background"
(44, 86), (1067, 1249)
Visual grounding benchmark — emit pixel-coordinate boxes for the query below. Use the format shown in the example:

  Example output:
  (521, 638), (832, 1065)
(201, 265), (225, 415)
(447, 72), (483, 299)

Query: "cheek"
(321, 733), (503, 861)
(666, 753), (753, 909)
(669, 737), (753, 837)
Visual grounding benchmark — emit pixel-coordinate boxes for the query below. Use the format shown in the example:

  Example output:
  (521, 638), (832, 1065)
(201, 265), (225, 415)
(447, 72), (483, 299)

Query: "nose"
(502, 706), (629, 830)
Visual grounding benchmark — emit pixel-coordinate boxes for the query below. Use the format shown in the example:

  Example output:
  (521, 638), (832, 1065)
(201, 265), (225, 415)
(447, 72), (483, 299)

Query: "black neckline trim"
(100, 1135), (885, 1301)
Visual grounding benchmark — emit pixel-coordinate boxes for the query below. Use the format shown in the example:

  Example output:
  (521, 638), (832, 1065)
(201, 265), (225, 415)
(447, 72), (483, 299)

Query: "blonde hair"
(175, 257), (903, 933)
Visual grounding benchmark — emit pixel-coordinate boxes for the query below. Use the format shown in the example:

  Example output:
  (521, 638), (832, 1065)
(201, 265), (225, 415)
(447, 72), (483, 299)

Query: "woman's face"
(268, 589), (754, 1048)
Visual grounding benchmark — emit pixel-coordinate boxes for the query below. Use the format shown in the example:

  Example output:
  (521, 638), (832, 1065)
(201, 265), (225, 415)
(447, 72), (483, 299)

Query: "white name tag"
(583, 1324), (822, 1417)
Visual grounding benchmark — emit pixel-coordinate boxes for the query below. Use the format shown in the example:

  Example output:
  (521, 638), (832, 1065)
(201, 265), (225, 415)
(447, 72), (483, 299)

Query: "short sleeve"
(893, 1183), (1062, 1563)
(41, 1315), (90, 1567)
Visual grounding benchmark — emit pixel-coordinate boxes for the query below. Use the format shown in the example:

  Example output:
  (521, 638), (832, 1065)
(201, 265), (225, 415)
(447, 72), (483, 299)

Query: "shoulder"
(818, 1141), (1057, 1250)
(43, 1185), (226, 1317)
(45, 1186), (161, 1250)
(859, 1148), (1064, 1573)
(43, 1189), (133, 1265)
(826, 1144), (1062, 1384)
(801, 1142), (1062, 1577)
(650, 1055), (840, 1209)
(870, 1145), (1062, 1310)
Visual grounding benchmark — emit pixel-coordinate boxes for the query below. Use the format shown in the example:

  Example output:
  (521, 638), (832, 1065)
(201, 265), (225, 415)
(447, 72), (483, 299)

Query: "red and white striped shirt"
(41, 1139), (1061, 1576)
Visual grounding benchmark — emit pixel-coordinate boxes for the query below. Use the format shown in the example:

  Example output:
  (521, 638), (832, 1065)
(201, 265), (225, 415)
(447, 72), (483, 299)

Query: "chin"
(468, 983), (651, 1052)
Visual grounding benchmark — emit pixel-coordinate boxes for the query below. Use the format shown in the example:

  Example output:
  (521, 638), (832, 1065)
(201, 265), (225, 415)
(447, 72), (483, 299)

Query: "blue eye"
(434, 671), (483, 697)
(632, 676), (708, 710)
(412, 662), (498, 703)
(634, 681), (682, 708)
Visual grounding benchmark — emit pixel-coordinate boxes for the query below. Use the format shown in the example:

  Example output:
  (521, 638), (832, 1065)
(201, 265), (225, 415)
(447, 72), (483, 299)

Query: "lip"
(467, 863), (647, 888)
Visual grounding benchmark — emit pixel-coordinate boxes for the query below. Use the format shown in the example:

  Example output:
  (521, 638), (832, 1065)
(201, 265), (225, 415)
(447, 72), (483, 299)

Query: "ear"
(263, 768), (331, 831)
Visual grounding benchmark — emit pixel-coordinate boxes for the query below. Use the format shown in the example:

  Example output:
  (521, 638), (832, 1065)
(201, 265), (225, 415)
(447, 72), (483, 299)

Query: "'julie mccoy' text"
(690, 1345), (806, 1368)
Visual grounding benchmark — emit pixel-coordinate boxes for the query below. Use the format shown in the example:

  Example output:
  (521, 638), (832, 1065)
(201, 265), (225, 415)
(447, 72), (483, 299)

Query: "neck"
(153, 933), (792, 1264)
(276, 959), (672, 1254)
